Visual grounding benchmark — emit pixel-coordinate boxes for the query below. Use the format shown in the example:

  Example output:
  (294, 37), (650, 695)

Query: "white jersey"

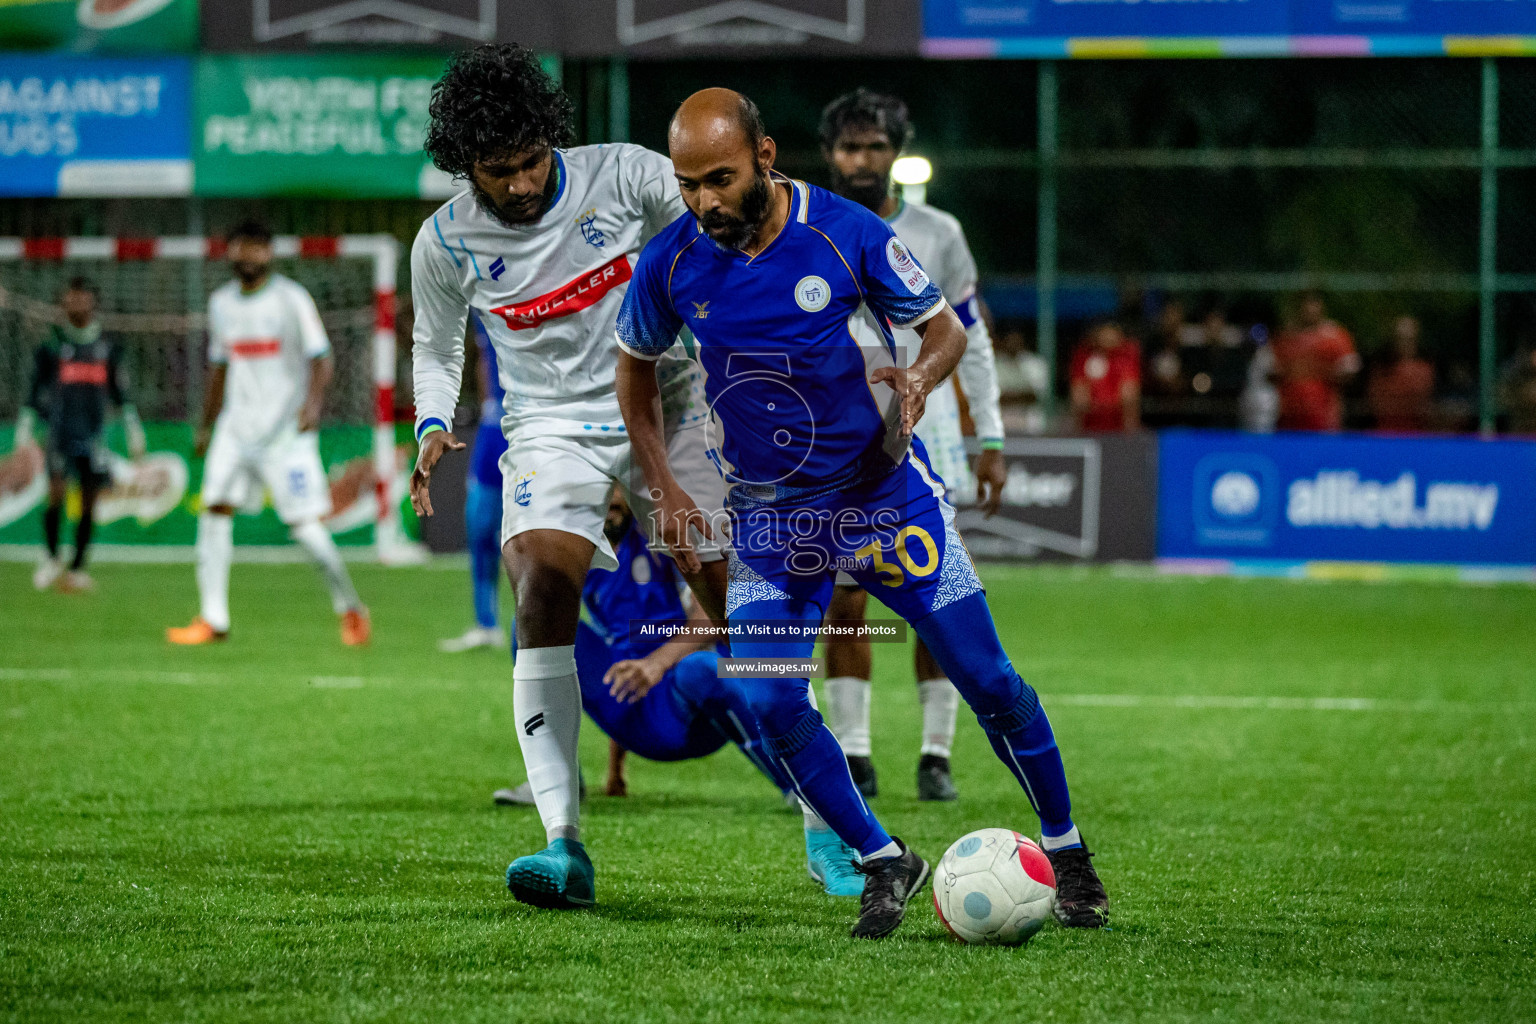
(885, 198), (1004, 443)
(207, 274), (330, 446)
(411, 144), (702, 444)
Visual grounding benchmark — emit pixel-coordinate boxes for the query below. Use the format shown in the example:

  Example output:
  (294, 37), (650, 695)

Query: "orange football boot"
(341, 607), (371, 646)
(166, 617), (228, 645)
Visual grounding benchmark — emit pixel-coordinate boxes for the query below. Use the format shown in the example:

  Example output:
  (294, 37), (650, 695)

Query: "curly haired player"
(407, 44), (728, 910)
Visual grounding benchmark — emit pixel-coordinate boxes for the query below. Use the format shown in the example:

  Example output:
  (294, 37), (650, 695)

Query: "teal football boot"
(805, 828), (864, 897)
(506, 838), (595, 909)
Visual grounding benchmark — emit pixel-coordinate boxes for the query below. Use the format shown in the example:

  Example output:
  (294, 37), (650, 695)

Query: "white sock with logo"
(291, 520), (361, 614)
(824, 676), (872, 758)
(512, 645), (582, 844)
(195, 512), (233, 633)
(917, 677), (961, 758)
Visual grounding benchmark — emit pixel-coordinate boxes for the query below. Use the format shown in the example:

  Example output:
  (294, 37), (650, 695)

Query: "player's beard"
(472, 166), (559, 228)
(700, 165), (773, 251)
(830, 166), (890, 212)
(233, 261), (269, 287)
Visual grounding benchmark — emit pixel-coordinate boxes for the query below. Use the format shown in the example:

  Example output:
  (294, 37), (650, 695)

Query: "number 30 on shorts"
(855, 526), (939, 587)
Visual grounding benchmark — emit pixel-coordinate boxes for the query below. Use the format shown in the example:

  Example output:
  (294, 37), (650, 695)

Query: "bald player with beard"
(616, 88), (1110, 939)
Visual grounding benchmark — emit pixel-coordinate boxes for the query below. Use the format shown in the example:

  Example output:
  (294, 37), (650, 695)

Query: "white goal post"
(0, 232), (421, 565)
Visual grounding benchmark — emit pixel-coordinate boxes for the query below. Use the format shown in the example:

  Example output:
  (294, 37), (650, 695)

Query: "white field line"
(0, 667), (1527, 714)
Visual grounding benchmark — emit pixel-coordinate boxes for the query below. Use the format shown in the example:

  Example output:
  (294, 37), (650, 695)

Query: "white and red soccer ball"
(933, 828), (1057, 946)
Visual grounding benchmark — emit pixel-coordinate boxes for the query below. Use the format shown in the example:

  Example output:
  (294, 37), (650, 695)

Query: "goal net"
(0, 234), (419, 563)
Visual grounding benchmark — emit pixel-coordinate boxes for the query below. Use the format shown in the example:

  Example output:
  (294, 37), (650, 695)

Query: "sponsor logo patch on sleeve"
(886, 237), (931, 296)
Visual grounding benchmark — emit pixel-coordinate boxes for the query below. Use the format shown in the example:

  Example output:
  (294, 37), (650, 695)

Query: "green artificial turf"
(1, 562), (1532, 1023)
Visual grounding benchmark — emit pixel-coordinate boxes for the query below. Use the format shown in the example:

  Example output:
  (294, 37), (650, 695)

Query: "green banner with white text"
(193, 54), (456, 199)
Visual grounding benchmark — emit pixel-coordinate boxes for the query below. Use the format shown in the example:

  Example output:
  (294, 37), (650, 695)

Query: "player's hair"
(818, 88), (913, 152)
(424, 43), (575, 178)
(227, 219), (272, 245)
(63, 276), (97, 297)
(734, 92), (767, 155)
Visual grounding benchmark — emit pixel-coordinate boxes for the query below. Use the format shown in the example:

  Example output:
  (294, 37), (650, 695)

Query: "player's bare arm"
(409, 429), (467, 518)
(298, 354), (333, 433)
(605, 594), (716, 703)
(869, 305), (967, 436)
(195, 364), (227, 458)
(615, 349), (710, 574)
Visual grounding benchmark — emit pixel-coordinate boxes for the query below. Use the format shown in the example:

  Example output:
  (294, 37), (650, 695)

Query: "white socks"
(826, 675), (961, 760)
(824, 675), (872, 757)
(195, 512), (233, 633)
(512, 645), (583, 844)
(1041, 825), (1082, 852)
(291, 520), (361, 614)
(918, 677), (961, 758)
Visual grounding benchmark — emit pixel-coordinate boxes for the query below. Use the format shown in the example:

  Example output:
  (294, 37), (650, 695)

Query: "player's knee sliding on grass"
(501, 502), (864, 899)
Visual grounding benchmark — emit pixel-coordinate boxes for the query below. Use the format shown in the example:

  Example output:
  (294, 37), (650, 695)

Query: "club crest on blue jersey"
(578, 209), (606, 248)
(795, 276), (830, 312)
(489, 257), (506, 281)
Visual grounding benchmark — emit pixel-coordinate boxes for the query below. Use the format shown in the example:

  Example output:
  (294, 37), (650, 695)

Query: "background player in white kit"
(406, 45), (727, 910)
(167, 220), (371, 647)
(816, 90), (1009, 802)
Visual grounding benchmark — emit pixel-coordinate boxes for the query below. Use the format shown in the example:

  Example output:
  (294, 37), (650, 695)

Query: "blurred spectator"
(994, 326), (1049, 435)
(1142, 298), (1187, 428)
(1499, 347), (1536, 434)
(1273, 292), (1359, 431)
(1070, 320), (1140, 432)
(1239, 326), (1280, 433)
(1180, 302), (1251, 428)
(1366, 315), (1435, 432)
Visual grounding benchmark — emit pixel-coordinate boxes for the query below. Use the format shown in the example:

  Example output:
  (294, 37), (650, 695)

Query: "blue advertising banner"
(1292, 0), (1536, 37)
(925, 0), (1289, 50)
(0, 55), (192, 197)
(1157, 431), (1536, 567)
(923, 0), (1536, 57)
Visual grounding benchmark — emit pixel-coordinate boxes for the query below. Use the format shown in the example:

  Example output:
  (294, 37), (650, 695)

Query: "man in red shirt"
(1070, 320), (1141, 432)
(1367, 314), (1435, 432)
(1274, 292), (1360, 431)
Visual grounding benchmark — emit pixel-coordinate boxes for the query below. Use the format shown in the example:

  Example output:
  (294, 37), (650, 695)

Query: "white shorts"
(201, 427), (331, 525)
(500, 424), (727, 572)
(916, 378), (974, 503)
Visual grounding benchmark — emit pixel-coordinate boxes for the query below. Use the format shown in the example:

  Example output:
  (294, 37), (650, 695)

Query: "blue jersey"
(617, 176), (947, 506)
(470, 311), (509, 487)
(578, 521), (689, 663)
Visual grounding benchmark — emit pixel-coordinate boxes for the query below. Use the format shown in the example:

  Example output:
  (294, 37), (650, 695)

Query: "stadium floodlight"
(892, 156), (932, 205)
(0, 233), (422, 566)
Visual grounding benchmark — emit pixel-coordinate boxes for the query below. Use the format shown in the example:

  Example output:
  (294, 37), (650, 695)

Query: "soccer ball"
(933, 828), (1056, 946)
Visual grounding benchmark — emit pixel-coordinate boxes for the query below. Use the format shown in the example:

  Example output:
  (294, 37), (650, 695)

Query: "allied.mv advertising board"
(1157, 431), (1536, 567)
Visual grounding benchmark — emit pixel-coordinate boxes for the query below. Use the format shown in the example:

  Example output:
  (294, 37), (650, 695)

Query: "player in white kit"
(406, 45), (727, 909)
(167, 220), (371, 648)
(816, 89), (1009, 802)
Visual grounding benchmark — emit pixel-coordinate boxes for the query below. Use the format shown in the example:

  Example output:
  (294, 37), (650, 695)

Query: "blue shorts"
(726, 441), (985, 624)
(575, 625), (728, 763)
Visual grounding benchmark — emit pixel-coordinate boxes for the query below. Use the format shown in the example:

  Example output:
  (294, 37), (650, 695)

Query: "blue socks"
(915, 591), (1077, 842)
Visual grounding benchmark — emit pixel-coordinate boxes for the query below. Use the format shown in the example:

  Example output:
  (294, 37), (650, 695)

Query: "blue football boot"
(506, 838), (595, 909)
(805, 828), (864, 897)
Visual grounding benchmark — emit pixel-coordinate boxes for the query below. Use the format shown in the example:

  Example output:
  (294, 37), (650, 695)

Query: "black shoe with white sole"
(1045, 840), (1109, 928)
(850, 838), (930, 940)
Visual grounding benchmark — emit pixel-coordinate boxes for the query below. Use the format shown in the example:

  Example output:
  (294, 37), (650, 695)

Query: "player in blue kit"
(440, 313), (509, 653)
(507, 489), (865, 897)
(615, 89), (1109, 939)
